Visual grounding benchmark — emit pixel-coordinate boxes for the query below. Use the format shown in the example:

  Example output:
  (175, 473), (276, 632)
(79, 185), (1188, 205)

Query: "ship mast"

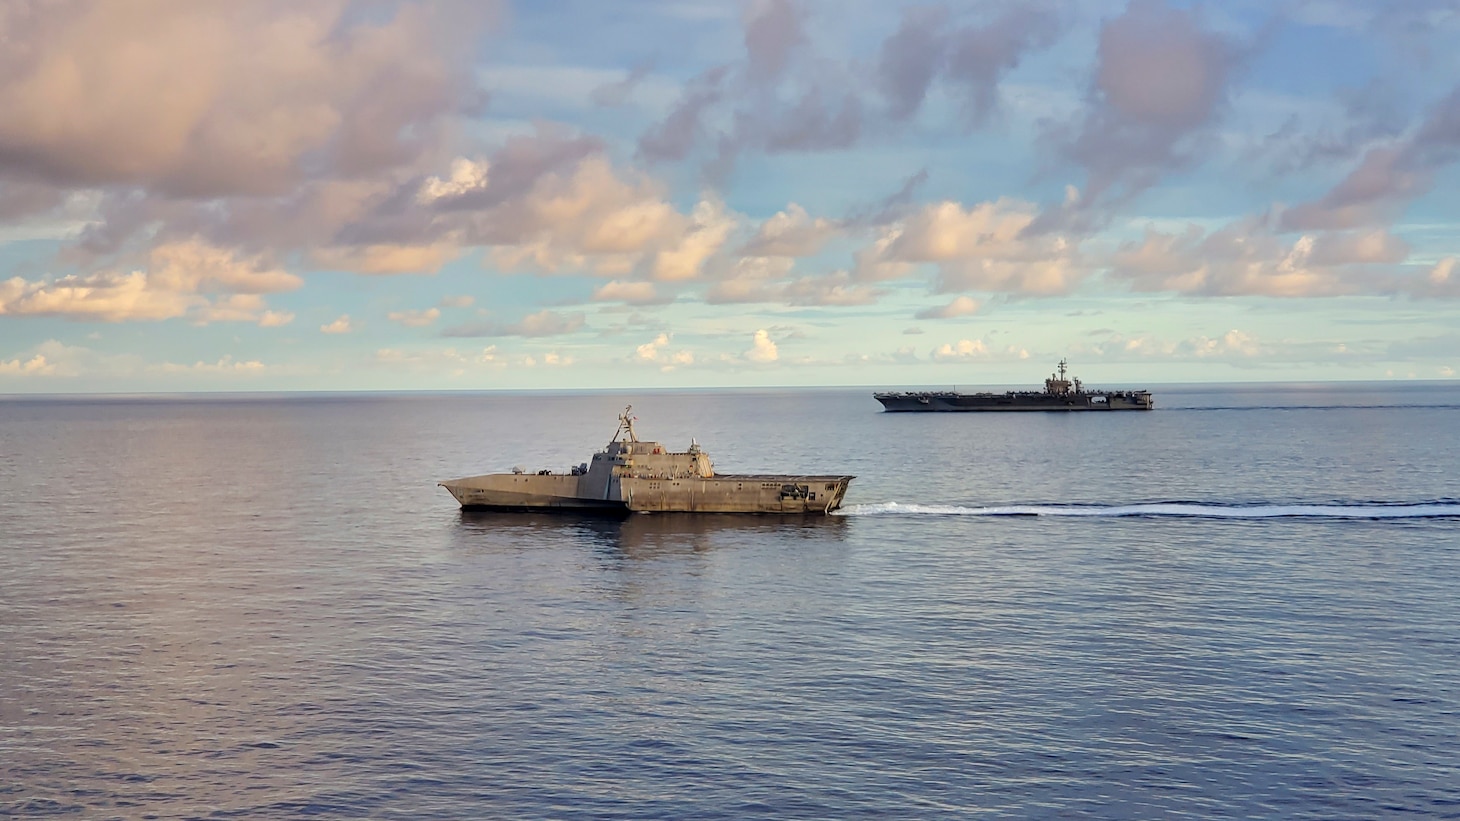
(612, 405), (639, 443)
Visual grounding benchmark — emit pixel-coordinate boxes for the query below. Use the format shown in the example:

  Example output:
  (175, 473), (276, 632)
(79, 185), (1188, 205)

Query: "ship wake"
(837, 501), (1460, 520)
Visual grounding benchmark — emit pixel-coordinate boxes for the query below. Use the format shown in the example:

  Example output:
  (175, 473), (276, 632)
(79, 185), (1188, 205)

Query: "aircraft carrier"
(875, 359), (1153, 412)
(440, 407), (854, 514)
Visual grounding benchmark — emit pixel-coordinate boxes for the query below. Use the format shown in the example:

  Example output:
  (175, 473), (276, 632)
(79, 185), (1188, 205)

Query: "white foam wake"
(835, 501), (1460, 519)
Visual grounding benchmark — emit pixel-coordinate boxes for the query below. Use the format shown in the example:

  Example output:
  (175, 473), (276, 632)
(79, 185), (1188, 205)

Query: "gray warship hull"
(440, 407), (854, 515)
(875, 391), (1152, 412)
(875, 359), (1153, 412)
(440, 473), (854, 514)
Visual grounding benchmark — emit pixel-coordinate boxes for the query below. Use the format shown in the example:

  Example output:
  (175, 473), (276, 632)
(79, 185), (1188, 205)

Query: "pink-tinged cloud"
(0, 1), (494, 196)
(387, 308), (441, 328)
(740, 203), (838, 258)
(856, 199), (1085, 294)
(592, 281), (668, 305)
(915, 295), (981, 319)
(743, 0), (806, 85)
(0, 240), (299, 322)
(442, 310), (586, 338)
(1281, 86), (1460, 231)
(1034, 0), (1245, 233)
(321, 315), (354, 334)
(1107, 220), (1436, 297)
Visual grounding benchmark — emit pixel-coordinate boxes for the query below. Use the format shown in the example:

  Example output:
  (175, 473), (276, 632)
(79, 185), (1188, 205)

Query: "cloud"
(311, 243), (459, 275)
(633, 332), (695, 370)
(1106, 219), (1443, 297)
(375, 345), (502, 371)
(442, 309), (586, 338)
(649, 198), (736, 281)
(1076, 328), (1271, 362)
(929, 339), (1030, 361)
(932, 339), (988, 360)
(1, 271), (198, 322)
(1280, 86), (1460, 231)
(916, 296), (981, 319)
(430, 145), (733, 283)
(0, 354), (55, 376)
(706, 269), (884, 307)
(635, 2), (1061, 182)
(744, 0), (806, 85)
(388, 308), (442, 327)
(877, 6), (951, 122)
(592, 281), (668, 305)
(590, 62), (655, 108)
(1034, 0), (1246, 232)
(439, 295), (475, 308)
(745, 329), (779, 362)
(521, 351), (574, 368)
(944, 4), (1064, 125)
(855, 199), (1085, 294)
(321, 315), (354, 334)
(0, 1), (494, 196)
(1412, 256), (1460, 298)
(0, 239), (300, 323)
(740, 203), (839, 258)
(151, 356), (266, 375)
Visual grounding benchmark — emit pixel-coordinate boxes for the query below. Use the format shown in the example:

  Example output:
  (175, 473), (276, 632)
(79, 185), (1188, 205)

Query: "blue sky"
(2, 0), (1458, 392)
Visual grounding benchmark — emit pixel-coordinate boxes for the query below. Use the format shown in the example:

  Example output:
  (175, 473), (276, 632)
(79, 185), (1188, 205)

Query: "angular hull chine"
(621, 474), (854, 514)
(438, 407), (854, 516)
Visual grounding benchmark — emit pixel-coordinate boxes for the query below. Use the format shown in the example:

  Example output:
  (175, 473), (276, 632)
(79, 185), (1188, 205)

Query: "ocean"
(2, 383), (1458, 818)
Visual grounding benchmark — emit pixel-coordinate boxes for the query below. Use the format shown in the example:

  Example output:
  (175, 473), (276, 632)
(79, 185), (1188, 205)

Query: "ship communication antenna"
(613, 405), (639, 443)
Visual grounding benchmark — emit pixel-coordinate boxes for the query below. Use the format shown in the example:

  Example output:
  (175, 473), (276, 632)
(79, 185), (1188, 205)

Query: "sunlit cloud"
(321, 315), (355, 334)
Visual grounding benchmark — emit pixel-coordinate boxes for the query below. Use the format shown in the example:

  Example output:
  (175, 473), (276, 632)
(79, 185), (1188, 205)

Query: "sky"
(2, 0), (1459, 393)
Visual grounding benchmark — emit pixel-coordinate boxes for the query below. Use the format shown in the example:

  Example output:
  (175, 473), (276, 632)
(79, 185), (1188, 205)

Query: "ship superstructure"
(440, 407), (854, 514)
(874, 359), (1153, 412)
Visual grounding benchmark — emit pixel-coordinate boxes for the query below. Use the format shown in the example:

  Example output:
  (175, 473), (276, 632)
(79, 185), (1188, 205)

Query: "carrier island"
(440, 407), (854, 514)
(875, 359), (1153, 412)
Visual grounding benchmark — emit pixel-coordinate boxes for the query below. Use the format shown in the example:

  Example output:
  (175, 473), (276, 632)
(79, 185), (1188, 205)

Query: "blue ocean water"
(2, 383), (1458, 818)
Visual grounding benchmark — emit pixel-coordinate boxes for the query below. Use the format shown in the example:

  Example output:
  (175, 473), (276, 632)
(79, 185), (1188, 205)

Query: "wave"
(835, 501), (1460, 520)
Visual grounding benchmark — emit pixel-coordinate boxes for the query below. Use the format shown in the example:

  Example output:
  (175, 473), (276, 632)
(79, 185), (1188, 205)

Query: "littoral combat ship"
(875, 359), (1153, 412)
(440, 407), (854, 514)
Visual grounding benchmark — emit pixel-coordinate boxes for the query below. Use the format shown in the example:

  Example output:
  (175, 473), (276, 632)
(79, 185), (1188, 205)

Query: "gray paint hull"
(874, 391), (1153, 412)
(440, 410), (853, 515)
(440, 473), (853, 514)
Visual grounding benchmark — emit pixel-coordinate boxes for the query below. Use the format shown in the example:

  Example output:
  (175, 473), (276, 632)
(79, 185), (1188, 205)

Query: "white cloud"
(932, 339), (989, 360)
(0, 240), (300, 323)
(321, 315), (354, 334)
(0, 354), (55, 376)
(259, 310), (295, 327)
(746, 329), (779, 362)
(651, 197), (736, 281)
(418, 157), (491, 203)
(440, 295), (476, 308)
(151, 356), (266, 374)
(633, 332), (695, 370)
